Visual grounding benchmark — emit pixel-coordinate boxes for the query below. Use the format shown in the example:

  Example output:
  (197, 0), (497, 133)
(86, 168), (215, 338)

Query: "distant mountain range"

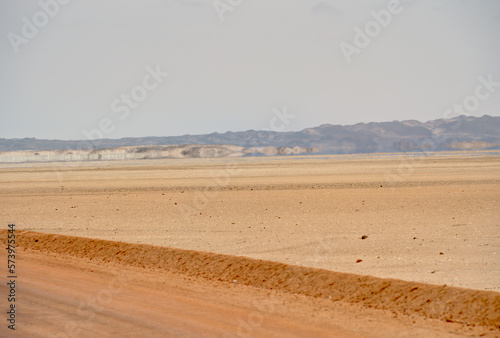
(1, 115), (499, 155)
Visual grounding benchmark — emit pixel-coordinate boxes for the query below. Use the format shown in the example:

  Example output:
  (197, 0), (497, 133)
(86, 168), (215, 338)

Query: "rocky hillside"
(0, 144), (317, 163)
(1, 115), (498, 156)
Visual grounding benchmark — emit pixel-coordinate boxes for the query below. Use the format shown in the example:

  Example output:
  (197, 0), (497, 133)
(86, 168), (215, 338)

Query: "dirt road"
(0, 232), (497, 337)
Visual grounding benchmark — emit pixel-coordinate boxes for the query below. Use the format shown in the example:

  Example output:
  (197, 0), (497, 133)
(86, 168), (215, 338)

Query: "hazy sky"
(1, 0), (499, 140)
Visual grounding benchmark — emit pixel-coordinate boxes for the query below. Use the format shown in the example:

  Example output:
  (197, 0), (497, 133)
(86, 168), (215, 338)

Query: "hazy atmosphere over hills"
(2, 1), (500, 140)
(1, 115), (498, 161)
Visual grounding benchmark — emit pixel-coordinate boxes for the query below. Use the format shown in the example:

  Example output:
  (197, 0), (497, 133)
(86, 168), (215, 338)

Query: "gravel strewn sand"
(1, 152), (499, 290)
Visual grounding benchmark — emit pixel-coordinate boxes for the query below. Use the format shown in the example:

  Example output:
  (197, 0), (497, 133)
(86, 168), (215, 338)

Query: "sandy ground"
(1, 152), (499, 290)
(0, 151), (499, 336)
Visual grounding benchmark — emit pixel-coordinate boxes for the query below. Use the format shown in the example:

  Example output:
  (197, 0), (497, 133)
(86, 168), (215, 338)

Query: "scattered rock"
(361, 235), (368, 240)
(356, 259), (363, 263)
(439, 252), (444, 255)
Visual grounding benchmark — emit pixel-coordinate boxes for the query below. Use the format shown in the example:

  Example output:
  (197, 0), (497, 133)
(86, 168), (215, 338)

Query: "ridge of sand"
(5, 230), (499, 330)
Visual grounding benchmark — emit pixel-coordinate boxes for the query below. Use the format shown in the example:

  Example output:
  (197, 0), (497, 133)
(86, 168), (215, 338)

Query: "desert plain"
(0, 151), (499, 337)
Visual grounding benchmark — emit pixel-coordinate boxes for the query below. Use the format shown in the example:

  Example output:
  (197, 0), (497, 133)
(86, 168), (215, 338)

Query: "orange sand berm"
(0, 151), (499, 336)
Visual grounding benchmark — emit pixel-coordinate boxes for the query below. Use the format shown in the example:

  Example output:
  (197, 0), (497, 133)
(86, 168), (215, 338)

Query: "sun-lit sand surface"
(0, 151), (499, 336)
(2, 151), (499, 290)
